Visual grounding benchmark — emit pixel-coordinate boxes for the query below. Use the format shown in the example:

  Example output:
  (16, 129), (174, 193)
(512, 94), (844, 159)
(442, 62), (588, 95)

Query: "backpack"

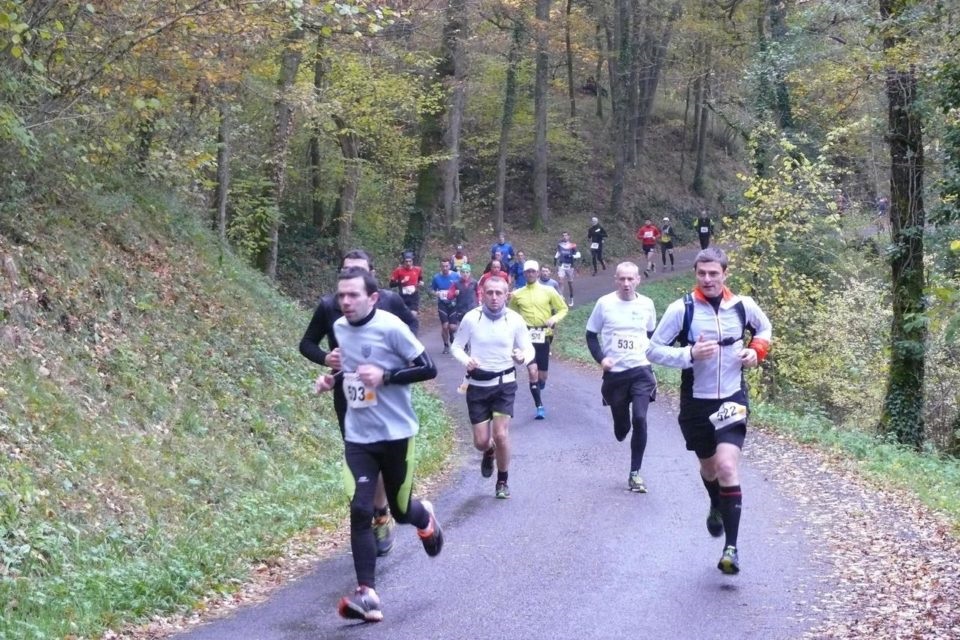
(675, 293), (752, 347)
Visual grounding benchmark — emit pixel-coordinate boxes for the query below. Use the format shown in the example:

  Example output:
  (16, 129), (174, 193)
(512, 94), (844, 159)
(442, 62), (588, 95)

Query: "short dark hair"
(694, 247), (728, 270)
(338, 266), (379, 295)
(340, 249), (373, 271)
(482, 276), (509, 292)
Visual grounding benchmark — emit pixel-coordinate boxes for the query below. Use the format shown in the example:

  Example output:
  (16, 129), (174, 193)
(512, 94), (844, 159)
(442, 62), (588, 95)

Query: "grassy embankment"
(551, 275), (960, 530)
(0, 189), (454, 639)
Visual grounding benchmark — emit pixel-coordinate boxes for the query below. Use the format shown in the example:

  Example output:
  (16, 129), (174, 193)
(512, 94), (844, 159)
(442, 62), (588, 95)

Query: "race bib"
(700, 226), (709, 234)
(612, 332), (641, 353)
(401, 285), (416, 296)
(529, 328), (546, 344)
(590, 242), (599, 250)
(643, 231), (654, 239)
(661, 234), (671, 242)
(344, 373), (377, 409)
(708, 402), (747, 430)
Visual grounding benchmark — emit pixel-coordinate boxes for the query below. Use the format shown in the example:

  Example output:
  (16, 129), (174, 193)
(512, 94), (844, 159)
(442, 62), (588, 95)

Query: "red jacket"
(636, 224), (661, 247)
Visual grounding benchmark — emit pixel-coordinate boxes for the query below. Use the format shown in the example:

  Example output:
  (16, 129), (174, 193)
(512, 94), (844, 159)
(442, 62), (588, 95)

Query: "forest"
(1, 0), (960, 637)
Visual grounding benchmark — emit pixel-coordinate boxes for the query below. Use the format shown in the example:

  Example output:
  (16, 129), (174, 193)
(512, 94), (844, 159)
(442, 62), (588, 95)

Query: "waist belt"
(467, 367), (516, 387)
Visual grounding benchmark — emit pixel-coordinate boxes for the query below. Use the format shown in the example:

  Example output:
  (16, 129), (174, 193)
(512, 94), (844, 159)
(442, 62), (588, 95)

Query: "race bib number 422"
(708, 402), (747, 430)
(344, 372), (377, 409)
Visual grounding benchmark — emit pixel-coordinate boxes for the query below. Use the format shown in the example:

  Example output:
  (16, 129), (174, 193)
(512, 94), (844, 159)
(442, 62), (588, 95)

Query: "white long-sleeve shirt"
(450, 307), (534, 375)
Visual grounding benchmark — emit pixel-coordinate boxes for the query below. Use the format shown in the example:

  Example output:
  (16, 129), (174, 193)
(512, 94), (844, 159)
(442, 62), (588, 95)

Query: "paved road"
(175, 244), (824, 639)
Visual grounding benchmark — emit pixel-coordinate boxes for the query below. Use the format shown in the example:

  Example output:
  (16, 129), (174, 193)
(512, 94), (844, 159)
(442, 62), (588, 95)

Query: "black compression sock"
(373, 506), (389, 519)
(702, 476), (720, 508)
(718, 485), (742, 547)
(497, 470), (508, 483)
(529, 382), (542, 408)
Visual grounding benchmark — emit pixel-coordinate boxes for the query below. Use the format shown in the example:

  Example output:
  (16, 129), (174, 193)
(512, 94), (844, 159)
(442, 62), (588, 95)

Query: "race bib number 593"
(708, 402), (747, 430)
(344, 372), (377, 409)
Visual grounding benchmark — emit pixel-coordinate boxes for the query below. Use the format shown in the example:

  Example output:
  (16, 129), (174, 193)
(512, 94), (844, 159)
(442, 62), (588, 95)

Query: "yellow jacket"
(508, 283), (568, 336)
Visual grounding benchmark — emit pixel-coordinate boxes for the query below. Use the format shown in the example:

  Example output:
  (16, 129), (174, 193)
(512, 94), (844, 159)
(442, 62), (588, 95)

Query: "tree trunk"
(214, 93), (231, 244)
(608, 0), (631, 220)
(628, 0), (641, 165)
(442, 0), (468, 240)
(692, 44), (711, 196)
(259, 28), (303, 280)
(309, 33), (328, 231)
(594, 24), (605, 119)
(566, 0), (576, 118)
(332, 115), (359, 256)
(768, 0), (793, 130)
(879, 0), (926, 448)
(532, 0), (552, 230)
(495, 19), (524, 236)
(636, 1), (681, 149)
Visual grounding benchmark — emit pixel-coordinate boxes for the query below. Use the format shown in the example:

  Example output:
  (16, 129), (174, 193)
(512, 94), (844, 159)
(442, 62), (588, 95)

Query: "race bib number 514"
(344, 372), (378, 409)
(708, 402), (747, 430)
(529, 328), (546, 344)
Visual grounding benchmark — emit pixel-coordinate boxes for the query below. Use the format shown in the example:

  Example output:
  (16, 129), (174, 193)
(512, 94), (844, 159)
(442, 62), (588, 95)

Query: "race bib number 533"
(344, 372), (377, 409)
(708, 402), (747, 430)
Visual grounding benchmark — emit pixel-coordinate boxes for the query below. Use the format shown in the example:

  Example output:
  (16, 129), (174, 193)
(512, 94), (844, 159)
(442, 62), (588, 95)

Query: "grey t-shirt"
(333, 309), (426, 443)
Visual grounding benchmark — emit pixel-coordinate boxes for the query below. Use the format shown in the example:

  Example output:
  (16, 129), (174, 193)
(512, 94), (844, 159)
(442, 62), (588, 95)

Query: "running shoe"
(628, 471), (647, 493)
(706, 507), (724, 538)
(373, 514), (396, 557)
(417, 500), (444, 557)
(495, 481), (511, 499)
(338, 586), (383, 622)
(535, 406), (546, 420)
(717, 545), (740, 575)
(442, 345), (450, 354)
(480, 448), (495, 478)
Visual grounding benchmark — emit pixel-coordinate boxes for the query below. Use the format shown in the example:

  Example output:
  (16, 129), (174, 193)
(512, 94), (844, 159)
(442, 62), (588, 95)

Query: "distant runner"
(587, 216), (608, 275)
(635, 219), (660, 277)
(431, 258), (460, 354)
(554, 231), (581, 307)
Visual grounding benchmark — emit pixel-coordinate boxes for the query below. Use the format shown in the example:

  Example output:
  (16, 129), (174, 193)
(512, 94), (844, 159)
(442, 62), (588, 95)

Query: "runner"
(554, 231), (581, 306)
(587, 216), (608, 275)
(646, 247), (772, 575)
(585, 262), (658, 493)
(659, 216), (676, 271)
(537, 265), (562, 295)
(478, 258), (511, 293)
(508, 250), (528, 289)
(431, 258), (460, 354)
(695, 209), (714, 249)
(508, 260), (569, 420)
(635, 218), (660, 277)
(490, 232), (515, 269)
(388, 252), (424, 319)
(450, 276), (534, 499)
(314, 267), (443, 623)
(299, 250), (418, 559)
(446, 263), (479, 337)
(451, 245), (469, 272)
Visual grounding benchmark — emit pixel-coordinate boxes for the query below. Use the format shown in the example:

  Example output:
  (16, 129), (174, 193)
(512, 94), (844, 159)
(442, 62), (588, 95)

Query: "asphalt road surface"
(175, 247), (825, 639)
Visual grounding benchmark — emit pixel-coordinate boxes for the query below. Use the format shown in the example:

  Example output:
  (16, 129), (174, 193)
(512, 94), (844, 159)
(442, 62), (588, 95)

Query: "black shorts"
(532, 338), (552, 371)
(437, 303), (455, 324)
(400, 293), (420, 311)
(659, 241), (674, 251)
(600, 365), (657, 407)
(466, 382), (518, 424)
(678, 391), (749, 459)
(642, 245), (655, 255)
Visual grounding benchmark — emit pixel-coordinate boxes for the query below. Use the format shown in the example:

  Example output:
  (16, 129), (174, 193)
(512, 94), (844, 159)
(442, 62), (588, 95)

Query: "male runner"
(508, 250), (528, 288)
(299, 250), (418, 558)
(587, 216), (608, 275)
(635, 219), (660, 277)
(647, 247), (772, 575)
(537, 265), (562, 295)
(451, 245), (469, 272)
(585, 262), (658, 492)
(450, 276), (534, 499)
(659, 216), (676, 271)
(447, 263), (479, 337)
(554, 231), (581, 306)
(431, 258), (460, 354)
(509, 260), (568, 420)
(695, 209), (714, 249)
(389, 252), (424, 319)
(490, 232), (515, 269)
(315, 268), (443, 622)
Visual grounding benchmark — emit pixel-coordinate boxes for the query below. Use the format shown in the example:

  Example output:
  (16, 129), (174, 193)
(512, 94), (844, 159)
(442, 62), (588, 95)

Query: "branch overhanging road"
(170, 245), (960, 640)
